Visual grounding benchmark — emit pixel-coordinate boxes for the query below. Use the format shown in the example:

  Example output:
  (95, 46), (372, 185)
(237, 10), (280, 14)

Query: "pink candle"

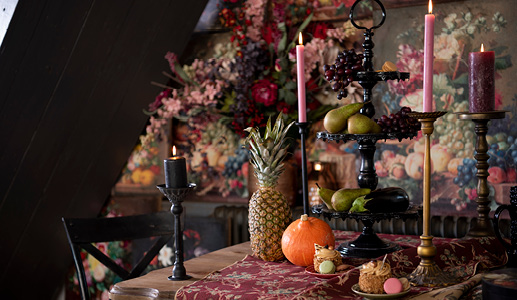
(468, 44), (495, 113)
(423, 0), (434, 112)
(296, 32), (306, 122)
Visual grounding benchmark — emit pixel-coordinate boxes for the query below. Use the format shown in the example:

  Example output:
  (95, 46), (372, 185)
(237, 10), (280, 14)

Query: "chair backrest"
(62, 211), (174, 300)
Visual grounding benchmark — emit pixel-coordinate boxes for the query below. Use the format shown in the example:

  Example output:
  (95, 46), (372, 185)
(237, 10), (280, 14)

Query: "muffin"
(313, 244), (342, 273)
(358, 260), (392, 294)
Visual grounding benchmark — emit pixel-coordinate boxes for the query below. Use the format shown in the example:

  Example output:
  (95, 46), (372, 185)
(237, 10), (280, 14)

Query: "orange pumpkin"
(281, 214), (335, 266)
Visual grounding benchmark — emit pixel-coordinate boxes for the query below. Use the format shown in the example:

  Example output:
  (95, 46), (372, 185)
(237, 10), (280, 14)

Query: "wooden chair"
(62, 211), (174, 300)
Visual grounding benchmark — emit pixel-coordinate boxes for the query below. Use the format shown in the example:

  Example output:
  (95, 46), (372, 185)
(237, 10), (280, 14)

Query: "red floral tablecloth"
(175, 232), (507, 300)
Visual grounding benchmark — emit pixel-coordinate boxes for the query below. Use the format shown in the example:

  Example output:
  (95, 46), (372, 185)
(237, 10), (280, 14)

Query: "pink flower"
(388, 44), (424, 95)
(251, 79), (278, 107)
(101, 291), (110, 300)
(495, 91), (503, 110)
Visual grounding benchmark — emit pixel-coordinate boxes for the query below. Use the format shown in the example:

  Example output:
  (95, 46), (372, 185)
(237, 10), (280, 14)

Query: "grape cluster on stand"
(375, 107), (420, 135)
(323, 49), (364, 100)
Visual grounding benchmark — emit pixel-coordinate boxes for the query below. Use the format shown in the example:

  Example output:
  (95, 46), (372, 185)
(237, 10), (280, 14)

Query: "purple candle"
(468, 44), (495, 113)
(164, 146), (188, 188)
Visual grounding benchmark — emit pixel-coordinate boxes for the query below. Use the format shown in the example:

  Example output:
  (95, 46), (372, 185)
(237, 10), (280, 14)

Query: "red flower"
(276, 101), (293, 114)
(306, 78), (321, 93)
(306, 22), (332, 40)
(307, 99), (320, 111)
(495, 91), (503, 110)
(333, 0), (355, 7)
(149, 165), (161, 175)
(262, 25), (274, 45)
(251, 79), (278, 107)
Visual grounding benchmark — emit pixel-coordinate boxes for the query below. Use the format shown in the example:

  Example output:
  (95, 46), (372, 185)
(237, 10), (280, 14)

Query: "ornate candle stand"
(407, 111), (455, 287)
(296, 122), (311, 215)
(156, 183), (196, 281)
(456, 111), (506, 237)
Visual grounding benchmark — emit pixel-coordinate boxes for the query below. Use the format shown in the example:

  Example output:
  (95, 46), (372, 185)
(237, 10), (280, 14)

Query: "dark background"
(0, 0), (207, 298)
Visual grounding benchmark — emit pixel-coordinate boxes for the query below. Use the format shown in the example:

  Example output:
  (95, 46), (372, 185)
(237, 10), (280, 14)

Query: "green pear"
(331, 188), (371, 212)
(316, 183), (335, 210)
(323, 102), (364, 133)
(347, 113), (381, 134)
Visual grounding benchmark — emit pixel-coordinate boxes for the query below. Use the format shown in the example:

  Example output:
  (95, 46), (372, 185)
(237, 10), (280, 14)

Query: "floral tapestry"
(123, 0), (371, 199)
(370, 0), (516, 215)
(118, 0), (517, 216)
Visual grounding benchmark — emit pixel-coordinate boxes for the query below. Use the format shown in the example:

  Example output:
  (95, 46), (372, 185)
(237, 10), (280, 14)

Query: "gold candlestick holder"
(456, 111), (506, 237)
(407, 111), (455, 287)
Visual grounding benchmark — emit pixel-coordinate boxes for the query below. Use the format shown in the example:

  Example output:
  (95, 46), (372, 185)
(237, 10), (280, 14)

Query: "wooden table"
(109, 242), (253, 300)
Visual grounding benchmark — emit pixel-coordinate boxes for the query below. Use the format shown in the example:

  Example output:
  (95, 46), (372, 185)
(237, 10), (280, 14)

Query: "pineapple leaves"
(244, 112), (295, 187)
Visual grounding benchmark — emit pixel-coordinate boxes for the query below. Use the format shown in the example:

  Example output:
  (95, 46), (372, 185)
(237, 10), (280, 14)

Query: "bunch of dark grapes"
(222, 147), (249, 177)
(453, 158), (477, 187)
(506, 135), (517, 168)
(375, 107), (420, 135)
(488, 143), (507, 169)
(323, 49), (364, 100)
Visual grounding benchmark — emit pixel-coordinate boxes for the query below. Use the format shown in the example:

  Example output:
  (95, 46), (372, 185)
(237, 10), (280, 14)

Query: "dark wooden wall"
(0, 0), (207, 299)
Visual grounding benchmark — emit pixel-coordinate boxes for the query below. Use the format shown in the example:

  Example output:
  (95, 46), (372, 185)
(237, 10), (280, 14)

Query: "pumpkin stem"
(301, 214), (308, 221)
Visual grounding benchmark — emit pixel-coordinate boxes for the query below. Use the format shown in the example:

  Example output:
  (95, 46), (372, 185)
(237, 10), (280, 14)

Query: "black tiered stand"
(312, 0), (421, 258)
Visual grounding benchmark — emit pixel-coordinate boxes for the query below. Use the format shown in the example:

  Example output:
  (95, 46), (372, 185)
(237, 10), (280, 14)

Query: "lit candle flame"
(172, 145), (177, 156)
(481, 43), (484, 52)
(428, 0), (433, 14)
(314, 162), (322, 171)
(298, 32), (303, 45)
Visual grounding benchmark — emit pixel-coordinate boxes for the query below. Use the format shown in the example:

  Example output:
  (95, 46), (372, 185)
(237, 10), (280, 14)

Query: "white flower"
(399, 90), (424, 112)
(92, 264), (107, 282)
(158, 245), (173, 266)
(444, 13), (457, 30)
(466, 25), (476, 35)
(434, 33), (461, 60)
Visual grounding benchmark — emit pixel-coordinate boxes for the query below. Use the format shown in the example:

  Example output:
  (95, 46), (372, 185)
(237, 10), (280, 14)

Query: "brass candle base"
(406, 112), (455, 287)
(456, 111), (507, 238)
(407, 236), (455, 287)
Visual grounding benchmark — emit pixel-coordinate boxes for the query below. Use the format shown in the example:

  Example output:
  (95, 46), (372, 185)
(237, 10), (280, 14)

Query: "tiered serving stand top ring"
(312, 0), (421, 258)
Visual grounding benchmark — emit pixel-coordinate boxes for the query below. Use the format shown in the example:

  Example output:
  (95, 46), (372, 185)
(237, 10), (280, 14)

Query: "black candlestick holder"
(296, 122), (310, 215)
(156, 183), (196, 281)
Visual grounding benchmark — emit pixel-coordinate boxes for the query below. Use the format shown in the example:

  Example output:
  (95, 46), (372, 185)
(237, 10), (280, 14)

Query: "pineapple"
(244, 113), (294, 261)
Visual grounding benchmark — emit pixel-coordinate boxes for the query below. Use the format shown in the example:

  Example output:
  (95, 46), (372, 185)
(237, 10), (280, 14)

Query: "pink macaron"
(384, 277), (403, 294)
